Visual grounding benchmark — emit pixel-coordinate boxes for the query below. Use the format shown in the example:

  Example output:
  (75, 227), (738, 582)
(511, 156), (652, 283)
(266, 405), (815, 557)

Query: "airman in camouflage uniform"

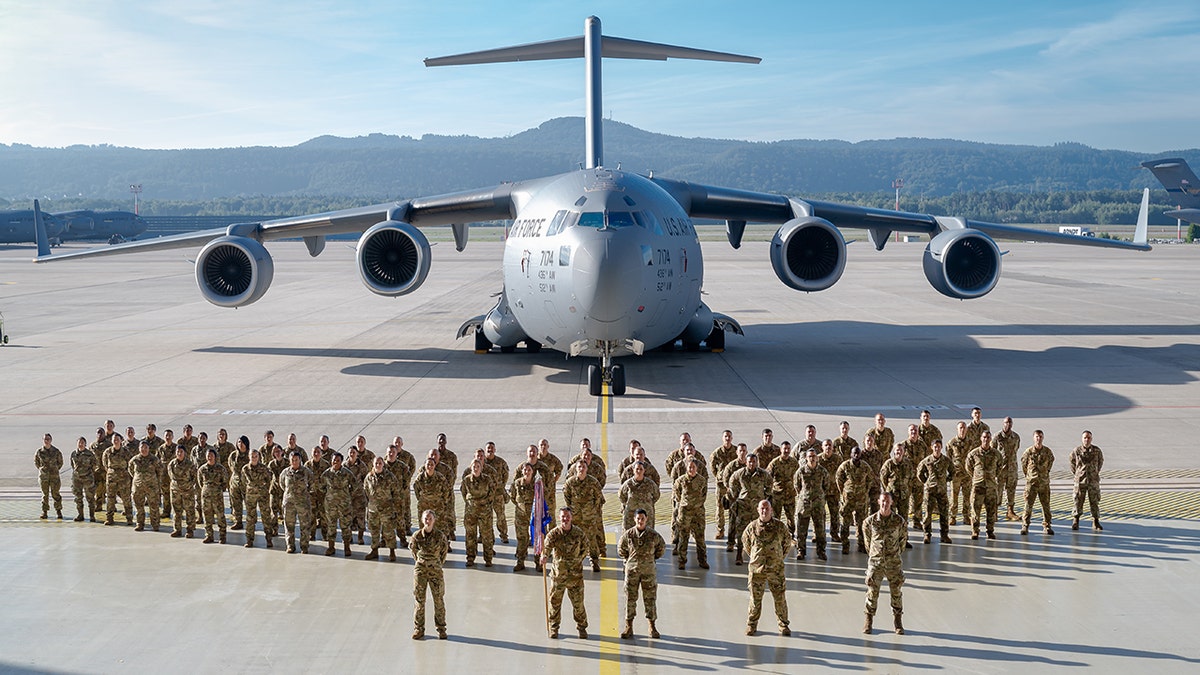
(344, 446), (370, 544)
(766, 442), (799, 536)
(280, 450), (316, 554)
(742, 499), (792, 636)
(564, 461), (605, 571)
(1020, 430), (1055, 535)
(1069, 430), (1104, 531)
(864, 415), (894, 471)
(863, 492), (908, 635)
(795, 425), (821, 455)
(898, 424), (929, 527)
(964, 407), (990, 453)
(994, 417), (1021, 521)
(508, 463), (538, 571)
(70, 437), (98, 522)
(718, 444), (749, 550)
(619, 461), (661, 531)
(411, 509), (449, 640)
(226, 437), (251, 530)
(484, 441), (511, 543)
(383, 444), (412, 547)
(391, 436), (418, 539)
(832, 421), (860, 462)
(537, 438), (563, 519)
(794, 447), (829, 560)
(433, 434), (458, 538)
(460, 457), (496, 567)
(965, 430), (1005, 540)
(672, 458), (708, 569)
(917, 438), (954, 544)
(947, 421), (971, 525)
(35, 433), (64, 520)
(836, 447), (873, 555)
(258, 430), (283, 466)
(191, 432), (214, 522)
(321, 452), (356, 557)
(752, 429), (781, 468)
(859, 432), (886, 515)
(361, 455), (399, 560)
(103, 434), (135, 525)
(817, 438), (844, 542)
(541, 507), (589, 639)
(880, 443), (915, 549)
(306, 443), (332, 542)
(917, 410), (943, 452)
(241, 447), (274, 548)
(663, 432), (693, 478)
(128, 441), (161, 531)
(266, 444), (288, 536)
(197, 448), (228, 543)
(89, 427), (110, 516)
(167, 445), (198, 538)
(413, 456), (451, 542)
(618, 509), (666, 639)
(569, 440), (608, 488)
(618, 446), (661, 487)
(728, 454), (772, 565)
(177, 425), (199, 463)
(710, 430), (738, 539)
(144, 425), (169, 521)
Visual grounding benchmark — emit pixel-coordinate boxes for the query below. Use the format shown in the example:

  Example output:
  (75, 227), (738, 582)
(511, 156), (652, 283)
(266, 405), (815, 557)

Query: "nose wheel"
(587, 359), (626, 397)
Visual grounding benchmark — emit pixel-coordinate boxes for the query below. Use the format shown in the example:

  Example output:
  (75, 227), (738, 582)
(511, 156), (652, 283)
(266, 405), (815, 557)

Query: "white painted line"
(193, 403), (972, 416)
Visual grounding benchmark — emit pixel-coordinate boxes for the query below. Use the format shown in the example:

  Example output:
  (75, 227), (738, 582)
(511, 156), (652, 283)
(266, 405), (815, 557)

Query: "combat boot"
(266, 536), (275, 549)
(1045, 526), (1055, 536)
(513, 561), (526, 572)
(437, 627), (447, 640)
(940, 533), (953, 544)
(1007, 508), (1019, 521)
(816, 546), (827, 561)
(412, 628), (424, 640)
(105, 514), (114, 526)
(134, 522), (145, 532)
(780, 626), (791, 636)
(41, 509), (47, 520)
(986, 529), (996, 540)
(284, 543), (293, 553)
(735, 550), (744, 566)
(716, 528), (724, 540)
(922, 533), (931, 544)
(151, 522), (159, 532)
(797, 546), (806, 561)
(365, 547), (379, 560)
(699, 557), (710, 569)
(842, 540), (850, 555)
(862, 613), (873, 634)
(1071, 517), (1080, 530)
(232, 520), (243, 531)
(678, 557), (686, 569)
(244, 532), (254, 548)
(185, 530), (194, 539)
(745, 623), (756, 636)
(203, 533), (214, 543)
(89, 509), (96, 523)
(893, 609), (904, 635)
(621, 621), (633, 640)
(577, 627), (587, 639)
(593, 559), (601, 572)
(357, 530), (365, 545)
(649, 620), (660, 639)
(74, 508), (84, 522)
(1020, 525), (1029, 535)
(549, 628), (558, 639)
(1093, 519), (1103, 531)
(170, 529), (183, 538)
(344, 541), (352, 557)
(389, 548), (396, 562)
(56, 509), (63, 520)
(325, 543), (336, 556)
(219, 530), (227, 544)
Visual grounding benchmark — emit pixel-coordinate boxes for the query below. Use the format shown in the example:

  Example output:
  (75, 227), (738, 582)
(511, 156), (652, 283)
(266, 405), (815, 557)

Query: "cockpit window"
(576, 212), (605, 229)
(545, 210), (569, 237)
(607, 212), (637, 229)
(633, 210), (664, 236)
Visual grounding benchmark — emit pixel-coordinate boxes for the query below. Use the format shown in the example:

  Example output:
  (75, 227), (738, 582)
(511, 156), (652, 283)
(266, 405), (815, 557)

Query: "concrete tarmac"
(1, 238), (1198, 672)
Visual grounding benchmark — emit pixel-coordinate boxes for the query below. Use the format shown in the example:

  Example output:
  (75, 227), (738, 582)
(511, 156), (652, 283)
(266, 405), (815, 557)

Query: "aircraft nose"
(572, 232), (642, 322)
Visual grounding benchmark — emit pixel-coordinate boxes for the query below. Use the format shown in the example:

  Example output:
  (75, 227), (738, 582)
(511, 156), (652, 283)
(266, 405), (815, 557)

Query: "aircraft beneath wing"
(33, 16), (1150, 397)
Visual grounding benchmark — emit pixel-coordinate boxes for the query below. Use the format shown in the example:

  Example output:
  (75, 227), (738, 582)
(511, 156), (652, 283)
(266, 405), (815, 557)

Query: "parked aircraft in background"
(2, 207), (146, 246)
(1142, 157), (1200, 225)
(33, 17), (1150, 396)
(1, 209), (65, 245)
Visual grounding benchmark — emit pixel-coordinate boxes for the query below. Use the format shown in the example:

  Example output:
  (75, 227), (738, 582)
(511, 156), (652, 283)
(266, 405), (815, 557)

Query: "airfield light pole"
(129, 184), (142, 215)
(892, 178), (904, 241)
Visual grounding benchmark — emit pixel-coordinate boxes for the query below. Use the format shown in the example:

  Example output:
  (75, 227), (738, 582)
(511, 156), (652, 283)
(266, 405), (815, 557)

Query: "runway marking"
(598, 381), (621, 672)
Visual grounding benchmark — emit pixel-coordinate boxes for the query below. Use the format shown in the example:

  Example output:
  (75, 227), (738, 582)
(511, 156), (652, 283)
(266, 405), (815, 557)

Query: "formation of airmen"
(35, 408), (1106, 640)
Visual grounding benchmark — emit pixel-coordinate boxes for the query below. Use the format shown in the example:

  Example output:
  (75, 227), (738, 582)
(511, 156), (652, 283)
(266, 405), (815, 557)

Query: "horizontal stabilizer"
(426, 35), (759, 67)
(1142, 157), (1200, 208)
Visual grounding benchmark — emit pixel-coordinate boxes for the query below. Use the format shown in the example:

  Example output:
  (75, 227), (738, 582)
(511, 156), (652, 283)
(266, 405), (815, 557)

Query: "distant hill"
(3, 117), (1197, 203)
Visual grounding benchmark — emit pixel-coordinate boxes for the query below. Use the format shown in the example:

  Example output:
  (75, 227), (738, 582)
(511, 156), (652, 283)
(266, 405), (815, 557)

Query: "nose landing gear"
(585, 340), (629, 397)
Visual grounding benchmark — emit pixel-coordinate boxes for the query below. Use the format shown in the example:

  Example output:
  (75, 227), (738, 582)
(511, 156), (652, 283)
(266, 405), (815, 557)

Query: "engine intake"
(356, 221), (431, 296)
(922, 228), (1002, 299)
(769, 217), (846, 292)
(195, 235), (274, 307)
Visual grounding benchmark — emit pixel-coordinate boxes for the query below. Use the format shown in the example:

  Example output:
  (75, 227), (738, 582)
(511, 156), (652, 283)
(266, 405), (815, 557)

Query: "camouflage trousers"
(839, 493), (869, 547)
(325, 499), (353, 544)
(796, 502), (825, 555)
(39, 473), (63, 514)
(747, 568), (789, 629)
(865, 559), (905, 614)
(367, 507), (396, 548)
(283, 501), (313, 550)
(889, 490), (911, 530)
(72, 474), (96, 515)
(549, 574), (587, 630)
(159, 476), (171, 517)
(463, 506), (495, 563)
(624, 567), (658, 621)
(675, 506), (707, 564)
(1024, 481), (1053, 527)
(201, 491), (226, 536)
(492, 497), (508, 540)
(824, 494), (840, 541)
(106, 477), (133, 519)
(923, 487), (950, 536)
(269, 489), (283, 532)
(244, 491), (271, 537)
(310, 494), (325, 540)
(910, 482), (925, 525)
(398, 488), (411, 535)
(414, 567), (446, 630)
(971, 482), (999, 534)
(93, 470), (106, 515)
(1073, 482), (1101, 521)
(229, 478), (245, 523)
(774, 495), (796, 536)
(729, 502), (756, 551)
(575, 518), (602, 563)
(513, 505), (532, 563)
(171, 488), (196, 532)
(951, 472), (971, 522)
(132, 481), (160, 524)
(715, 485), (729, 534)
(351, 493), (366, 533)
(1002, 472), (1019, 511)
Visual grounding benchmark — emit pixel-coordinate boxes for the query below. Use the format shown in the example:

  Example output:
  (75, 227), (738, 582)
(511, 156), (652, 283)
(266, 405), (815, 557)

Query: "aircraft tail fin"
(33, 200), (51, 259)
(1142, 158), (1200, 208)
(1134, 188), (1150, 245)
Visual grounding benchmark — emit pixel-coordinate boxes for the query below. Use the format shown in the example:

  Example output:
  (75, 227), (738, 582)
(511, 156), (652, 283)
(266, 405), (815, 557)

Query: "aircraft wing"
(651, 177), (1151, 251)
(32, 183), (519, 263)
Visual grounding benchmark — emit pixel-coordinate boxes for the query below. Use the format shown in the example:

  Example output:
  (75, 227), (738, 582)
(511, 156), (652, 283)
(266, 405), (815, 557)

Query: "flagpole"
(542, 553), (551, 637)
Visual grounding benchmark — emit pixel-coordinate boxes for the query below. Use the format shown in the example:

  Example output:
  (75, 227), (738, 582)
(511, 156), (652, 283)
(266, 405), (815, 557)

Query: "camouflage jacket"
(617, 525), (665, 573)
(1021, 445), (1055, 485)
(864, 510), (907, 565)
(741, 517), (792, 574)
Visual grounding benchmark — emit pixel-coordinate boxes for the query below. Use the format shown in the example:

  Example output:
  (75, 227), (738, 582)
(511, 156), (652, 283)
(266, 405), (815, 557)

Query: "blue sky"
(2, 0), (1198, 152)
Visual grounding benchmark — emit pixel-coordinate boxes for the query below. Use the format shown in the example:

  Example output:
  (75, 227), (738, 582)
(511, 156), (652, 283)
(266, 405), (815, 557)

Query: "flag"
(531, 475), (551, 556)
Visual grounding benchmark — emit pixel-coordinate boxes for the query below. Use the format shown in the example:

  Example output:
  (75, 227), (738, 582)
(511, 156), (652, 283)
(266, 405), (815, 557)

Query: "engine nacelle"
(922, 228), (1002, 299)
(356, 221), (431, 297)
(195, 235), (274, 308)
(769, 217), (847, 292)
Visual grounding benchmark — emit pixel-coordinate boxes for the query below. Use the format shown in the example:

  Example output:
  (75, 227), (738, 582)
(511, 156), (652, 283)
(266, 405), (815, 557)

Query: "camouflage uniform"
(880, 455), (915, 540)
(128, 453), (161, 527)
(766, 453), (800, 535)
(619, 475), (661, 530)
(267, 454), (289, 534)
(460, 471), (496, 564)
(742, 516), (792, 631)
(793, 462), (829, 558)
(863, 510), (907, 617)
(508, 472), (537, 566)
(836, 459), (873, 552)
(727, 465), (772, 553)
(394, 448), (417, 534)
(817, 449), (844, 541)
(167, 456), (198, 534)
(619, 461), (661, 488)
(197, 461), (228, 539)
(191, 444), (215, 520)
(1021, 444), (1055, 530)
(540, 451), (564, 517)
(35, 444), (64, 517)
(752, 442), (781, 468)
(89, 437), (109, 514)
(916, 453), (954, 540)
(411, 525), (449, 634)
(965, 444), (1005, 537)
(103, 442), (135, 523)
(994, 429), (1022, 513)
(1069, 443), (1104, 523)
(859, 446), (885, 514)
(898, 438), (928, 525)
(322, 466), (357, 547)
(617, 524), (666, 622)
(241, 461), (274, 542)
(671, 471), (707, 566)
(363, 467), (400, 552)
(947, 435), (971, 523)
(226, 449), (251, 526)
(544, 523), (589, 633)
(832, 436), (859, 461)
(864, 427), (894, 462)
(344, 457), (370, 539)
(412, 469), (451, 540)
(484, 453), (510, 540)
(280, 464), (316, 551)
(568, 453), (607, 487)
(563, 473), (605, 564)
(70, 446), (98, 520)
(965, 421), (990, 453)
(710, 443), (738, 536)
(306, 455), (331, 539)
(145, 436), (169, 518)
(917, 423), (942, 451)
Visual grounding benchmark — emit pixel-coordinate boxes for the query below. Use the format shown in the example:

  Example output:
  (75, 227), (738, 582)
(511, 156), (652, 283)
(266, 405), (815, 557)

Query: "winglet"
(1134, 187), (1150, 245)
(33, 200), (51, 259)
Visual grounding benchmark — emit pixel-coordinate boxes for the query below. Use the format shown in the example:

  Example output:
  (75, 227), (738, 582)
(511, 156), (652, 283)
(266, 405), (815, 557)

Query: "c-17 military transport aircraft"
(34, 16), (1150, 396)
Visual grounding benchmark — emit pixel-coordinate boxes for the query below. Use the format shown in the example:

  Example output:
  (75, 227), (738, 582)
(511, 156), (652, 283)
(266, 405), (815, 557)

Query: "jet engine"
(356, 221), (431, 297)
(769, 217), (847, 292)
(195, 235), (274, 308)
(922, 228), (1002, 299)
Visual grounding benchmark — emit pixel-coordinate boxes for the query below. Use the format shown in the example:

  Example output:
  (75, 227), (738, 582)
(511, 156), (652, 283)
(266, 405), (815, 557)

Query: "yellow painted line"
(598, 381), (622, 674)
